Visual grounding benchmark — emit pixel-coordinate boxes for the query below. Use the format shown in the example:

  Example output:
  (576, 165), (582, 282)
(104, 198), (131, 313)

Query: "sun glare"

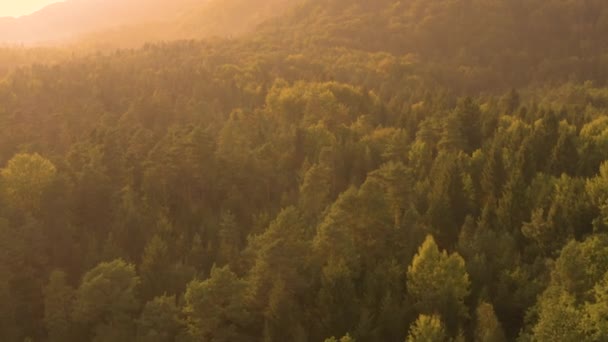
(0, 0), (63, 18)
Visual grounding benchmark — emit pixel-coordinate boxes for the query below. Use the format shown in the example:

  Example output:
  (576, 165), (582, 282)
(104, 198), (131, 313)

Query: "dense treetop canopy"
(2, 0), (608, 341)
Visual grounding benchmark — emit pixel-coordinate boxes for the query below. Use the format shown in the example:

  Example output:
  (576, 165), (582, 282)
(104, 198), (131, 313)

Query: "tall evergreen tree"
(407, 235), (470, 334)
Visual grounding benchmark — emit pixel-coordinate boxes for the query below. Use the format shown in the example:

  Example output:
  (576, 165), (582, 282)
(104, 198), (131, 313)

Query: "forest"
(2, 0), (608, 341)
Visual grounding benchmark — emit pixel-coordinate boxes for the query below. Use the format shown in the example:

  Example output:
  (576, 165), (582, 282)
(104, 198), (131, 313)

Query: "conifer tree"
(474, 302), (506, 342)
(407, 235), (470, 334)
(406, 315), (447, 342)
(44, 270), (75, 342)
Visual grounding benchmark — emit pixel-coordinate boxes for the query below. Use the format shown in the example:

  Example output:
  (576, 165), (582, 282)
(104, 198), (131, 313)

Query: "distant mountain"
(74, 0), (299, 49)
(0, 0), (300, 47)
(176, 0), (296, 38)
(0, 0), (202, 44)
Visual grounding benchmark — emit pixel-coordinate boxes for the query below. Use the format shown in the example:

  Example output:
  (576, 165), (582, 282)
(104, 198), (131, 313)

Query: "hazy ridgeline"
(1, 0), (608, 341)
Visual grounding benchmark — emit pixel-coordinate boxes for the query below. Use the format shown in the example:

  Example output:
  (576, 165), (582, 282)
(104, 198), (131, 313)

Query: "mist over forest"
(1, 0), (608, 341)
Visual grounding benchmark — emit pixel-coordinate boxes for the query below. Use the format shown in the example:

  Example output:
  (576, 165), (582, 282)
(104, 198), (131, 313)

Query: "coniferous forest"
(2, 0), (608, 341)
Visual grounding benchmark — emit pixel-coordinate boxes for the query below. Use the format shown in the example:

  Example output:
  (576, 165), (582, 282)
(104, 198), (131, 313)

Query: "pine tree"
(500, 89), (520, 115)
(218, 211), (241, 266)
(474, 302), (506, 342)
(438, 115), (467, 152)
(183, 266), (251, 342)
(299, 162), (333, 221)
(248, 208), (311, 341)
(316, 258), (359, 340)
(140, 235), (171, 301)
(136, 295), (184, 342)
(584, 273), (608, 341)
(406, 315), (447, 342)
(407, 235), (470, 334)
(586, 161), (608, 230)
(73, 259), (140, 341)
(548, 123), (578, 176)
(43, 270), (75, 342)
(454, 97), (482, 153)
(531, 287), (585, 341)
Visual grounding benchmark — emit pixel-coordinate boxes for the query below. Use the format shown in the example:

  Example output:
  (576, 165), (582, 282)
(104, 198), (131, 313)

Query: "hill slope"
(74, 0), (299, 49)
(0, 0), (201, 44)
(258, 0), (608, 89)
(0, 0), (300, 47)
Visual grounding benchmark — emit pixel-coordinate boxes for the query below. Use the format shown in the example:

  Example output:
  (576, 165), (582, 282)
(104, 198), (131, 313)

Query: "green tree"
(584, 272), (608, 341)
(454, 97), (482, 153)
(586, 161), (608, 231)
(316, 258), (359, 340)
(551, 235), (608, 300)
(409, 141), (434, 180)
(137, 295), (185, 342)
(438, 115), (467, 152)
(325, 333), (356, 342)
(183, 266), (251, 342)
(531, 287), (585, 342)
(407, 235), (470, 334)
(528, 234), (608, 341)
(217, 211), (241, 266)
(521, 208), (554, 256)
(579, 116), (608, 176)
(367, 161), (414, 228)
(314, 179), (395, 270)
(139, 235), (172, 301)
(1, 153), (57, 213)
(247, 207), (311, 341)
(474, 302), (506, 342)
(406, 314), (447, 342)
(500, 89), (520, 114)
(299, 162), (333, 220)
(548, 122), (578, 176)
(73, 259), (140, 342)
(546, 175), (594, 244)
(427, 152), (472, 246)
(43, 270), (75, 342)
(0, 264), (18, 341)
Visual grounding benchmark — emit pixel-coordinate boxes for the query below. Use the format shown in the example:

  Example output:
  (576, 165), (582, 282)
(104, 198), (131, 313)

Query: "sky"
(0, 0), (62, 17)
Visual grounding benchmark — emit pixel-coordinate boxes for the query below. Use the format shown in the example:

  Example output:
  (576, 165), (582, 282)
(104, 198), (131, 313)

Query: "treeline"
(264, 0), (608, 91)
(2, 0), (608, 341)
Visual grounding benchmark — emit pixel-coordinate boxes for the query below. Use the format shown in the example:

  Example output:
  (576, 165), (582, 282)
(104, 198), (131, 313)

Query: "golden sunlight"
(0, 0), (62, 17)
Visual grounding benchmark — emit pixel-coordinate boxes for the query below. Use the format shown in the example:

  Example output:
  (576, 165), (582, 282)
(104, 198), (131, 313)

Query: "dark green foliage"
(73, 259), (140, 341)
(137, 295), (185, 342)
(43, 271), (75, 342)
(183, 266), (252, 342)
(474, 302), (506, 342)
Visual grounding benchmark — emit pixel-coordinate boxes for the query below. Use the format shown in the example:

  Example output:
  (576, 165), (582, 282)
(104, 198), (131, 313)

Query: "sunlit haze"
(0, 0), (62, 17)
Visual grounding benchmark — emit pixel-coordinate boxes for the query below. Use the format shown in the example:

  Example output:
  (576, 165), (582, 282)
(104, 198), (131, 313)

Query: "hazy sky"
(0, 0), (62, 17)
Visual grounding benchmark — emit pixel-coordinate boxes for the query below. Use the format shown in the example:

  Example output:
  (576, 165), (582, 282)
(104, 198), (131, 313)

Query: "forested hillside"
(1, 0), (608, 341)
(0, 0), (299, 49)
(75, 0), (298, 50)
